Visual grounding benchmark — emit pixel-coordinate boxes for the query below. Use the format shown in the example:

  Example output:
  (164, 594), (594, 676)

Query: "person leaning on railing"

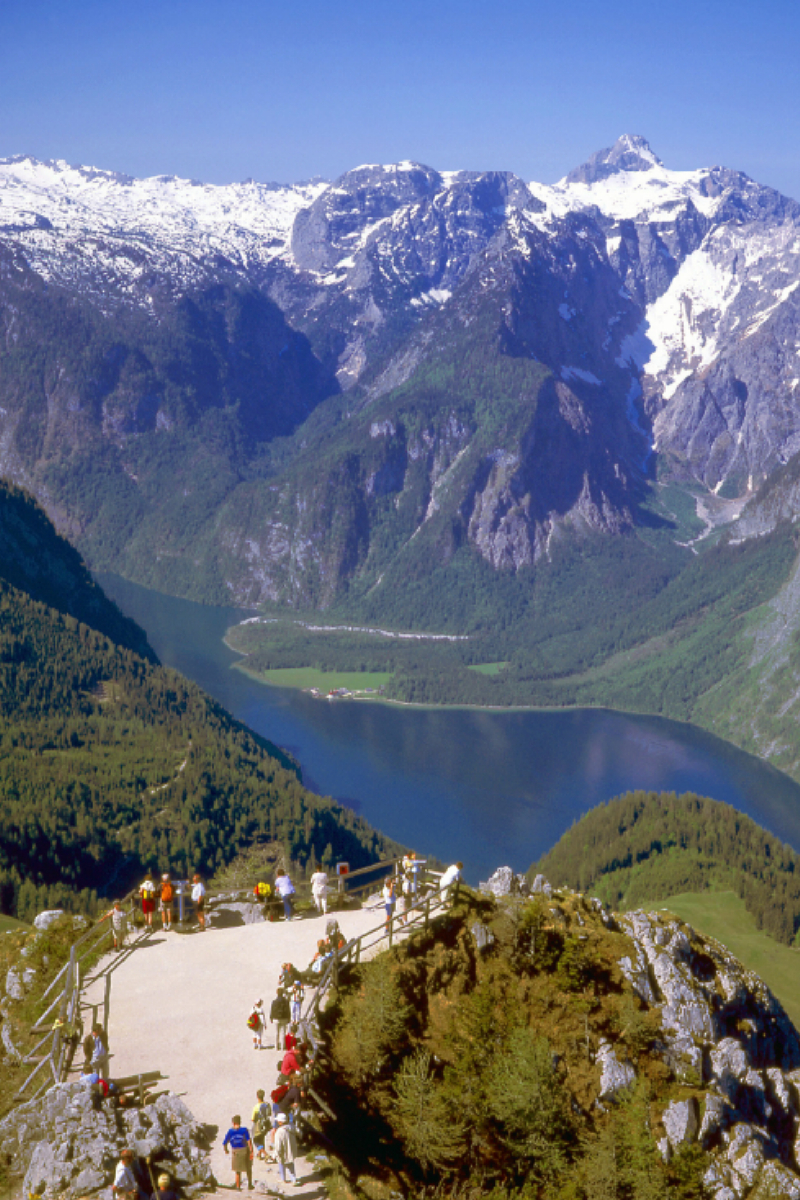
(439, 862), (463, 902)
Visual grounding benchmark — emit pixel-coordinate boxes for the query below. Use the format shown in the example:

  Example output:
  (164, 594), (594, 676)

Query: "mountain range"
(4, 134), (800, 779)
(1, 133), (798, 607)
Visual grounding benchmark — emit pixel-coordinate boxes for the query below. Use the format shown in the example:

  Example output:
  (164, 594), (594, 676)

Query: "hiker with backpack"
(247, 999), (265, 1050)
(158, 874), (173, 930)
(251, 1089), (270, 1161)
(270, 987), (291, 1051)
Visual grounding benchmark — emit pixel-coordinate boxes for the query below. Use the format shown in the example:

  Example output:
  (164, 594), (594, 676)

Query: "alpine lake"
(99, 574), (800, 884)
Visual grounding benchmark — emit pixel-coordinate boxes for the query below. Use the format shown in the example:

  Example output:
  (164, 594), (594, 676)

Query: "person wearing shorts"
(158, 874), (173, 930)
(223, 1115), (252, 1189)
(105, 900), (128, 951)
(191, 874), (206, 931)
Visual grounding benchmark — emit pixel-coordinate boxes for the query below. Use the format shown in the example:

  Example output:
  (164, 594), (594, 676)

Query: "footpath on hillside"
(81, 904), (387, 1196)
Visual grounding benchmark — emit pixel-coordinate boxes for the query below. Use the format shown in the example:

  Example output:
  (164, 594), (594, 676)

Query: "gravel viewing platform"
(81, 905), (384, 1195)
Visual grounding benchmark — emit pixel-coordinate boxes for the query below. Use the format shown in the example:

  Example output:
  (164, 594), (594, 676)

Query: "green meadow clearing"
(235, 664), (393, 692)
(637, 890), (800, 1030)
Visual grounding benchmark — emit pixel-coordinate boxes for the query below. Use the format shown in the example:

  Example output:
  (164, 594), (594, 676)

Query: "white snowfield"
(0, 155), (327, 289)
(80, 904), (385, 1195)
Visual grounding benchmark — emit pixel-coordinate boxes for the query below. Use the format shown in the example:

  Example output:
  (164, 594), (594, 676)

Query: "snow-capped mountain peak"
(564, 133), (663, 185)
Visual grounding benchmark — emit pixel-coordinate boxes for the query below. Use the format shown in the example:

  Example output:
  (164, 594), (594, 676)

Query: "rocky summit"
(0, 136), (798, 607)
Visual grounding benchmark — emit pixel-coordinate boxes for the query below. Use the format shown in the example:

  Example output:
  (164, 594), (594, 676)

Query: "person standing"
(439, 861), (463, 902)
(273, 1113), (300, 1186)
(222, 1115), (253, 1190)
(248, 999), (265, 1050)
(310, 869), (329, 914)
(113, 1149), (147, 1200)
(382, 876), (396, 928)
(158, 874), (173, 931)
(289, 978), (304, 1025)
(191, 873), (206, 931)
(251, 1089), (269, 1161)
(105, 899), (128, 951)
(91, 1022), (110, 1078)
(139, 872), (156, 928)
(401, 851), (419, 900)
(274, 870), (296, 921)
(270, 988), (291, 1051)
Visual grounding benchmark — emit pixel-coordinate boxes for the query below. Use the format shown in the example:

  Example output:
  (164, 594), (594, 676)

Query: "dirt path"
(81, 904), (386, 1196)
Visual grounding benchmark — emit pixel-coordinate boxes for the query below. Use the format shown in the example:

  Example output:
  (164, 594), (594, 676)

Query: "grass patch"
(466, 662), (508, 676)
(235, 664), (393, 692)
(636, 890), (800, 1030)
(0, 914), (29, 933)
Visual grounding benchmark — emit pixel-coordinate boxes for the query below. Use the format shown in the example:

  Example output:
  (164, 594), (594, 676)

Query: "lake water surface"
(99, 574), (800, 883)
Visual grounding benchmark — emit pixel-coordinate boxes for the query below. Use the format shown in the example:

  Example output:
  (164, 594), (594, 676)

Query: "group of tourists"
(227, 959), (323, 1190)
(137, 871), (206, 932)
(103, 873), (208, 953)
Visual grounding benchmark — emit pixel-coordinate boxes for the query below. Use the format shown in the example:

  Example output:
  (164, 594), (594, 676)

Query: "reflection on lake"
(99, 574), (800, 883)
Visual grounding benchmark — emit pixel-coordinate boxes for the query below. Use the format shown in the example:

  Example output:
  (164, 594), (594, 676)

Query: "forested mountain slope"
(0, 485), (400, 921)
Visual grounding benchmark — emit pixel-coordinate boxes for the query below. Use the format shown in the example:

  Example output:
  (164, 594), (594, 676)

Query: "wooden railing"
(301, 875), (458, 1054)
(15, 891), (140, 1102)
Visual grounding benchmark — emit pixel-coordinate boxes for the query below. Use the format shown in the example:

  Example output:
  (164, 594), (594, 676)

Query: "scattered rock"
(207, 900), (265, 927)
(4, 966), (32, 1001)
(759, 1160), (800, 1199)
(530, 874), (553, 898)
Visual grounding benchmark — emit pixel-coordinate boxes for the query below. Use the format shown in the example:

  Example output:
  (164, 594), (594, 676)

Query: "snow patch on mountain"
(0, 155), (326, 295)
(644, 248), (742, 397)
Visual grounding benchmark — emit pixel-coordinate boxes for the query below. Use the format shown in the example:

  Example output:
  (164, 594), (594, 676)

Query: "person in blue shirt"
(222, 1115), (253, 1190)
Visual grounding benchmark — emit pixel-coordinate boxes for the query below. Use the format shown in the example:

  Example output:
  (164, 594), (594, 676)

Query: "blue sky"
(3, 0), (800, 199)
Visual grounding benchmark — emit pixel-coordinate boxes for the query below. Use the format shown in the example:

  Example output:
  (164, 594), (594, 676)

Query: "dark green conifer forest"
(0, 481), (399, 922)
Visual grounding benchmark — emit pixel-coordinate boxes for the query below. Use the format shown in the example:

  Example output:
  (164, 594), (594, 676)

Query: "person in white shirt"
(275, 870), (296, 921)
(310, 870), (329, 914)
(439, 862), (463, 902)
(274, 1113), (299, 1185)
(191, 874), (206, 931)
(113, 1149), (146, 1200)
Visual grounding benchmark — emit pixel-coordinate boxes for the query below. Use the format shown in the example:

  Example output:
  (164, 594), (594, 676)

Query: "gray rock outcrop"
(616, 907), (800, 1197)
(34, 910), (67, 931)
(596, 1039), (635, 1099)
(478, 867), (530, 898)
(0, 1082), (214, 1200)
